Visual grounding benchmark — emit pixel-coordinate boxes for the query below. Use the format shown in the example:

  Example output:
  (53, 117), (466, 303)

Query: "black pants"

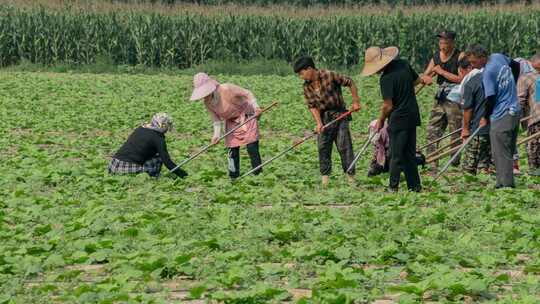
(318, 113), (355, 176)
(228, 141), (262, 178)
(389, 128), (421, 191)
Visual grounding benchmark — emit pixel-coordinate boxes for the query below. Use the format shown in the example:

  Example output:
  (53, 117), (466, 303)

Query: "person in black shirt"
(108, 113), (188, 178)
(361, 46), (424, 192)
(421, 30), (465, 170)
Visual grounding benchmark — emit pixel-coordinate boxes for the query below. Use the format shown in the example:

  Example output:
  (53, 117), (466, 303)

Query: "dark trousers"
(389, 128), (421, 191)
(318, 118), (355, 176)
(228, 141), (262, 178)
(527, 122), (540, 171)
(490, 113), (519, 188)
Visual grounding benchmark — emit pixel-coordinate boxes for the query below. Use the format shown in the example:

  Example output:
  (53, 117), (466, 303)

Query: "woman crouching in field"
(108, 113), (188, 178)
(190, 73), (262, 180)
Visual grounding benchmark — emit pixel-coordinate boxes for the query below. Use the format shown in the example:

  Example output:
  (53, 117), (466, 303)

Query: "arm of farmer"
(332, 71), (361, 111)
(206, 109), (222, 144)
(482, 68), (497, 121)
(461, 81), (475, 139)
(250, 96), (262, 117)
(421, 58), (435, 85)
(410, 64), (424, 87)
(517, 75), (530, 117)
(157, 137), (188, 178)
(309, 107), (324, 134)
(348, 82), (361, 111)
(431, 51), (466, 84)
(231, 85), (261, 117)
(304, 86), (324, 134)
(377, 99), (393, 131)
(376, 74), (395, 131)
(432, 65), (463, 84)
(462, 109), (473, 139)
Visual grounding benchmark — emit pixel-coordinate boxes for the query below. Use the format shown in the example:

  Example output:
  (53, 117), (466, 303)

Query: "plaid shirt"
(517, 71), (540, 126)
(303, 69), (353, 111)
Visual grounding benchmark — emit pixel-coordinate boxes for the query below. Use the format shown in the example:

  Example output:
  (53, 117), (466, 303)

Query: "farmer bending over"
(108, 113), (188, 178)
(466, 45), (521, 188)
(293, 56), (361, 187)
(366, 119), (426, 177)
(512, 57), (536, 175)
(189, 73), (262, 180)
(517, 53), (540, 176)
(459, 57), (493, 175)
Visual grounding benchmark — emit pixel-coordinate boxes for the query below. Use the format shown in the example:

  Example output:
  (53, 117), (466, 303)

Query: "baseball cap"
(437, 30), (457, 40)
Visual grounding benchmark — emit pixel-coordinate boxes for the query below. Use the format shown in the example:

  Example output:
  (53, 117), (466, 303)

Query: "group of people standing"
(107, 30), (540, 192)
(419, 31), (540, 188)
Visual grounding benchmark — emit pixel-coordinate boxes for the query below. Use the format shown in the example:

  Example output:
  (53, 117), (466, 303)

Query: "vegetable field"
(1, 71), (539, 303)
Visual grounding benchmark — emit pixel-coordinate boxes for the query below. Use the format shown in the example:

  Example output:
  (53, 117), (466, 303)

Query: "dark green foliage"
(1, 6), (539, 70)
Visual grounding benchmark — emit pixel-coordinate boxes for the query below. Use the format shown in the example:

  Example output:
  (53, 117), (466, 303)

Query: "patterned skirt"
(108, 156), (163, 177)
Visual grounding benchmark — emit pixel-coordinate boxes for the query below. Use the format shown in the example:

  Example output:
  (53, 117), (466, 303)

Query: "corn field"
(1, 6), (539, 69)
(116, 0), (528, 6)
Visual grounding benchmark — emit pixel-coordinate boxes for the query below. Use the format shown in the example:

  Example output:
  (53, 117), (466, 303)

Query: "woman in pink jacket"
(190, 73), (262, 179)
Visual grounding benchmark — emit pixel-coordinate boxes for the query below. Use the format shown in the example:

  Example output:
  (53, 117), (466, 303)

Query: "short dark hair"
(293, 56), (316, 73)
(458, 57), (471, 69)
(465, 44), (489, 58)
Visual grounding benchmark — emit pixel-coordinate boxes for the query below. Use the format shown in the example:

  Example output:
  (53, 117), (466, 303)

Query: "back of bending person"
(108, 113), (188, 178)
(190, 73), (262, 180)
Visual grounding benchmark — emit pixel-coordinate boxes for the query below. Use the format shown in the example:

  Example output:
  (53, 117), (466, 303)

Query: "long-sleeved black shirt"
(114, 127), (187, 177)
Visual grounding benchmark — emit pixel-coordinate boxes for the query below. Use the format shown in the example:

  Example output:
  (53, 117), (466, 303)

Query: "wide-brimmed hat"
(360, 46), (399, 76)
(190, 72), (219, 101)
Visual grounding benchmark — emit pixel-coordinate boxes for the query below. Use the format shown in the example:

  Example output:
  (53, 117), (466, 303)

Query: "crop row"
(1, 6), (540, 70)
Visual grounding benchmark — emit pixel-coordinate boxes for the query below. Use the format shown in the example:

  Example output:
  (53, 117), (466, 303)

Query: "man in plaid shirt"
(294, 56), (361, 187)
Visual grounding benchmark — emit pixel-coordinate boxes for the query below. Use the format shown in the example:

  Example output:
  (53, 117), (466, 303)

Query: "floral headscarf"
(143, 112), (173, 133)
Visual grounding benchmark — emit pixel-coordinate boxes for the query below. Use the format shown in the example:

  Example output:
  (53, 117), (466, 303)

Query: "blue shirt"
(483, 53), (521, 121)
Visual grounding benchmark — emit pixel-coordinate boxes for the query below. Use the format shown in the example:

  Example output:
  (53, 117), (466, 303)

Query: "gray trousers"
(490, 113), (519, 188)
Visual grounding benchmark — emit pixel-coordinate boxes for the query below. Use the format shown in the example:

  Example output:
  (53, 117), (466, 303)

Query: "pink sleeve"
(230, 85), (258, 112)
(204, 103), (221, 123)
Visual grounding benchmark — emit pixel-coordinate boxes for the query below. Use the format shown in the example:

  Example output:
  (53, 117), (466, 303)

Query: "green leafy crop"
(0, 71), (539, 303)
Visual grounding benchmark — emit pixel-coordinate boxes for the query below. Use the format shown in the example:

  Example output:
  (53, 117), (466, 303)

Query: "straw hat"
(360, 46), (399, 76)
(190, 72), (219, 101)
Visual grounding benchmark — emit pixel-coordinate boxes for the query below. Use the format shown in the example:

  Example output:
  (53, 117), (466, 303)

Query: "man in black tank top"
(420, 30), (465, 171)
